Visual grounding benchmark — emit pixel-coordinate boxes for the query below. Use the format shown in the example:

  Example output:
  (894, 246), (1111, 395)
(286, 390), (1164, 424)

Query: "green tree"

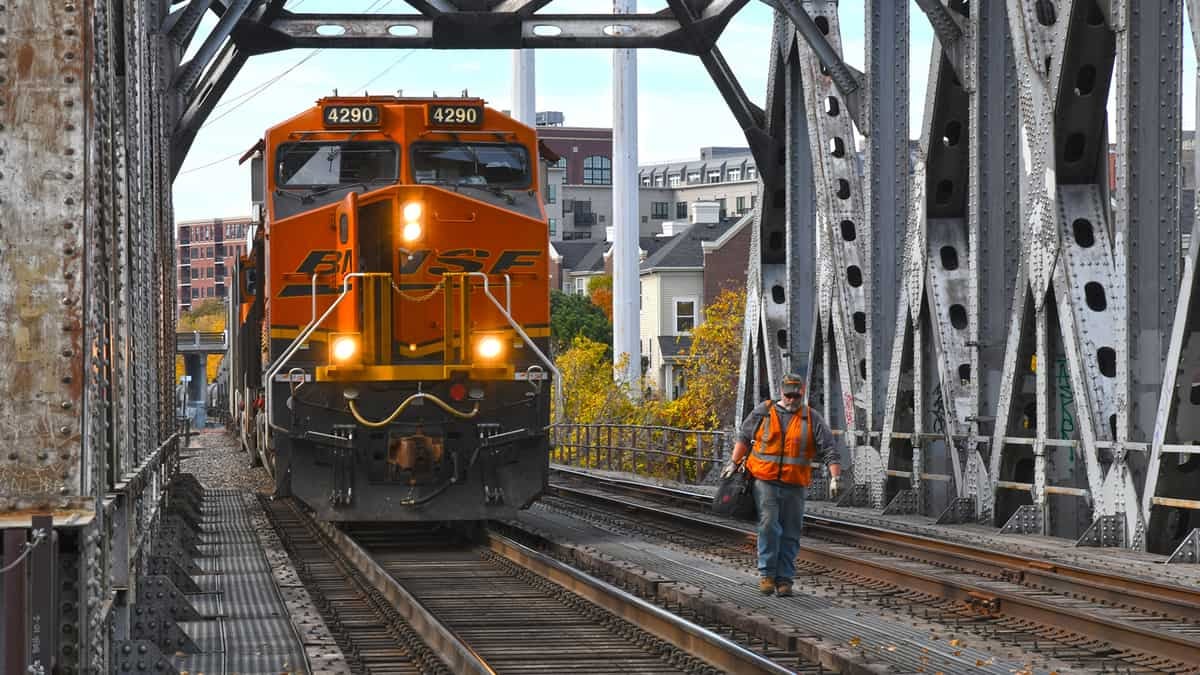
(550, 289), (612, 354)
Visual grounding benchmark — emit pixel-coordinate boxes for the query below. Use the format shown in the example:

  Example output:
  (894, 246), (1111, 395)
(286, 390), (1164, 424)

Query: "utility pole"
(611, 0), (641, 391)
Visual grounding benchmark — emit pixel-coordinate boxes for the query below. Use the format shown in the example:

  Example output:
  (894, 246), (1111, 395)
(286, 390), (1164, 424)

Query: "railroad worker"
(725, 373), (841, 597)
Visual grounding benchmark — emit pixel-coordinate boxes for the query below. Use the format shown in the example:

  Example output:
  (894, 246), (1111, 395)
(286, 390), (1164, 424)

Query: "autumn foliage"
(552, 287), (746, 432)
(587, 274), (614, 320)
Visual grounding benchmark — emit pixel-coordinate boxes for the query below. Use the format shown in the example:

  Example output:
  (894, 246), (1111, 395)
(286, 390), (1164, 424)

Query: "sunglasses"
(782, 392), (802, 399)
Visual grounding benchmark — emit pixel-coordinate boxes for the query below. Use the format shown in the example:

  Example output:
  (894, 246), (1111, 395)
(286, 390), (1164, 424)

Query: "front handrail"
(462, 272), (563, 422)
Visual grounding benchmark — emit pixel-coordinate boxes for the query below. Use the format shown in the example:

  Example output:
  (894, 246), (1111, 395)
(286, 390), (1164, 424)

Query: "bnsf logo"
(278, 248), (541, 297)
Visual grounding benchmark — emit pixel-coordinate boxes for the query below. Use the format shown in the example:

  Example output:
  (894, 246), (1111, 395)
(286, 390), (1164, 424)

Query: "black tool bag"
(712, 468), (756, 520)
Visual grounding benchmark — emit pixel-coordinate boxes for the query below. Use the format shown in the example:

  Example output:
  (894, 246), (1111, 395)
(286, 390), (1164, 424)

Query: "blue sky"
(172, 1), (1196, 221)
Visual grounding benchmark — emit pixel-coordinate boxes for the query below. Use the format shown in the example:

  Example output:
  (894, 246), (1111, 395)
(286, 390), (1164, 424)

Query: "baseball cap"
(781, 373), (805, 395)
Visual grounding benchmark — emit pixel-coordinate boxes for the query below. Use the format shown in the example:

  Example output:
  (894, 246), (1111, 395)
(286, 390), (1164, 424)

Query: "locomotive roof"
(314, 95), (488, 106)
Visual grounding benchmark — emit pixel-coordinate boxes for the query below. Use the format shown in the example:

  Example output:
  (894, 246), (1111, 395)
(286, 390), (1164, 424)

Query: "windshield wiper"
(453, 181), (516, 205)
(306, 178), (394, 199)
(274, 188), (311, 204)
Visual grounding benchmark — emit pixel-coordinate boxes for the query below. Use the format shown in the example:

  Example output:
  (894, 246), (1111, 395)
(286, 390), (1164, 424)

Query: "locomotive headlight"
(402, 201), (423, 222)
(331, 334), (359, 363)
(401, 220), (422, 242)
(475, 335), (504, 360)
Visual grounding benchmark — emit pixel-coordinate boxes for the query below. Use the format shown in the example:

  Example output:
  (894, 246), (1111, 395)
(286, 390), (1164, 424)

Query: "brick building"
(176, 217), (252, 313)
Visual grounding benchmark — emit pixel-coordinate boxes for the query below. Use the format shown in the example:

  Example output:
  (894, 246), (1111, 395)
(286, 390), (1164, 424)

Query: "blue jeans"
(753, 480), (807, 582)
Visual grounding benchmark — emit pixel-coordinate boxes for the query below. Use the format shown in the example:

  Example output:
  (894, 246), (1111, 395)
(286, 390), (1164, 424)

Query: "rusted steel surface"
(0, 4), (88, 506)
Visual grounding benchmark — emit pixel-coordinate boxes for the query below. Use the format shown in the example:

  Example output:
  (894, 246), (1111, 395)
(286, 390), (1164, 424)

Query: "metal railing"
(550, 423), (731, 485)
(176, 330), (228, 352)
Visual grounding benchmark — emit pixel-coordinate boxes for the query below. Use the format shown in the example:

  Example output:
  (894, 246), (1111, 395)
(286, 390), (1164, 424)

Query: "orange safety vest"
(745, 401), (817, 486)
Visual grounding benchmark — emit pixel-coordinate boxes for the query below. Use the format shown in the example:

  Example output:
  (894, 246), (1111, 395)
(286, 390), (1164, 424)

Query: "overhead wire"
(182, 0), (399, 175)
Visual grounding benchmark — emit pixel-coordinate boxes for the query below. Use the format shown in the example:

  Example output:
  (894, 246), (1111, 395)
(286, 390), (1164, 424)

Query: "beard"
(781, 397), (801, 411)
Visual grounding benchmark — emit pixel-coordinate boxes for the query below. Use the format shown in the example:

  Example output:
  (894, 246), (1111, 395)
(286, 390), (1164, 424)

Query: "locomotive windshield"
(276, 141), (399, 187)
(412, 142), (530, 188)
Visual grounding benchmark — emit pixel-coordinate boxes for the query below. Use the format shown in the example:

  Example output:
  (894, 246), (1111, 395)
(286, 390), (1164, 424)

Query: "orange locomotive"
(230, 96), (554, 521)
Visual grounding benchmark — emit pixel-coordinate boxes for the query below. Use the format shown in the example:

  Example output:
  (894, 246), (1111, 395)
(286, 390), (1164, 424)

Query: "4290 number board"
(323, 105), (380, 127)
(428, 104), (483, 127)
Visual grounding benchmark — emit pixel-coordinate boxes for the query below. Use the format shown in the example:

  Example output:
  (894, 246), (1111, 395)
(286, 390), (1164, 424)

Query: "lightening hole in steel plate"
(603, 24), (633, 37)
(829, 137), (846, 158)
(846, 265), (863, 287)
(958, 363), (971, 383)
(840, 220), (856, 241)
(1072, 218), (1096, 247)
(935, 179), (953, 205)
(1075, 64), (1097, 96)
(316, 24), (346, 36)
(1084, 282), (1107, 311)
(825, 97), (840, 117)
(814, 16), (830, 34)
(388, 24), (419, 36)
(1097, 346), (1116, 378)
(772, 285), (785, 304)
(1063, 133), (1086, 163)
(853, 311), (866, 334)
(532, 24), (562, 36)
(942, 120), (962, 147)
(820, 63), (830, 77)
(768, 230), (784, 251)
(777, 329), (788, 348)
(1087, 2), (1105, 25)
(939, 245), (959, 270)
(836, 179), (851, 200)
(1108, 414), (1118, 440)
(1035, 0), (1056, 25)
(949, 304), (968, 329)
(859, 358), (867, 380)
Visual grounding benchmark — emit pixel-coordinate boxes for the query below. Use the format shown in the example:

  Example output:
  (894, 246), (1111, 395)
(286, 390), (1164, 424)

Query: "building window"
(736, 196), (746, 214)
(640, 176), (651, 186)
(686, 171), (701, 184)
(563, 199), (574, 213)
(651, 202), (669, 219)
(728, 168), (742, 181)
(669, 173), (681, 187)
(191, 268), (200, 279)
(549, 217), (557, 235)
(717, 198), (727, 219)
(707, 170), (722, 184)
(554, 157), (567, 169)
(574, 277), (588, 295)
(641, 215), (648, 224)
(599, 214), (605, 223)
(654, 174), (665, 187)
(583, 155), (612, 185)
(546, 182), (557, 204)
(192, 288), (199, 299)
(674, 298), (696, 334)
(746, 166), (757, 179)
(676, 201), (687, 219)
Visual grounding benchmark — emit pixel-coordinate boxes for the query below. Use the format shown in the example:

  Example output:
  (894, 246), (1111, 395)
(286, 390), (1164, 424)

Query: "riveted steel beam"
(171, 43), (250, 178)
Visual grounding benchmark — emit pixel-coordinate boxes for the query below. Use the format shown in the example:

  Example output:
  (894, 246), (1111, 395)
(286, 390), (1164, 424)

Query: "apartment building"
(176, 217), (252, 313)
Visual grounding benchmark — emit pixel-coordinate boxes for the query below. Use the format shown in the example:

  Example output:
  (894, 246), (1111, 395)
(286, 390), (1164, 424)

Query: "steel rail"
(550, 464), (1200, 621)
(547, 477), (1200, 667)
(485, 532), (793, 675)
(312, 519), (496, 675)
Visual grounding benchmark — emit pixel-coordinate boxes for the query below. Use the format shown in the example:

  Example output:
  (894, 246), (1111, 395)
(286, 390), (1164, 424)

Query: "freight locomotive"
(228, 95), (554, 521)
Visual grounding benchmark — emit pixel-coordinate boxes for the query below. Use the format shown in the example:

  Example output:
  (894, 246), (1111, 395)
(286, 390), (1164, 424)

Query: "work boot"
(759, 577), (775, 595)
(775, 581), (794, 597)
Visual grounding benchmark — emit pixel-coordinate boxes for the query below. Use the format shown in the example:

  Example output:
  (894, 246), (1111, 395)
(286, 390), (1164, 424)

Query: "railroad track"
(546, 470), (1200, 673)
(264, 494), (802, 674)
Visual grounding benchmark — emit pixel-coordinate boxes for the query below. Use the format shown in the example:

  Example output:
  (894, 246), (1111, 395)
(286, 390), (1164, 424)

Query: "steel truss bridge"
(2, 0), (1200, 671)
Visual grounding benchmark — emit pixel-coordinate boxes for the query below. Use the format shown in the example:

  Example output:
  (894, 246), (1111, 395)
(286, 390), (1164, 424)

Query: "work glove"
(720, 462), (739, 479)
(828, 473), (842, 499)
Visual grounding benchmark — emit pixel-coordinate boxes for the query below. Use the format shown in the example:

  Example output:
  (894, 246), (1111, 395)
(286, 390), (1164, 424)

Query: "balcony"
(573, 212), (596, 227)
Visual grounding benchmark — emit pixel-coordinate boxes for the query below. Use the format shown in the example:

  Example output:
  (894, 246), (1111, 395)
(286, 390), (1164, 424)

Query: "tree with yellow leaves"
(587, 274), (613, 321)
(659, 287), (745, 431)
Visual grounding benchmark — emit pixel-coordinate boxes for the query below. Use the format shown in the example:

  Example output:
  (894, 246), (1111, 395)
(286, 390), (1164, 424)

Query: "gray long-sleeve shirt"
(737, 401), (840, 468)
